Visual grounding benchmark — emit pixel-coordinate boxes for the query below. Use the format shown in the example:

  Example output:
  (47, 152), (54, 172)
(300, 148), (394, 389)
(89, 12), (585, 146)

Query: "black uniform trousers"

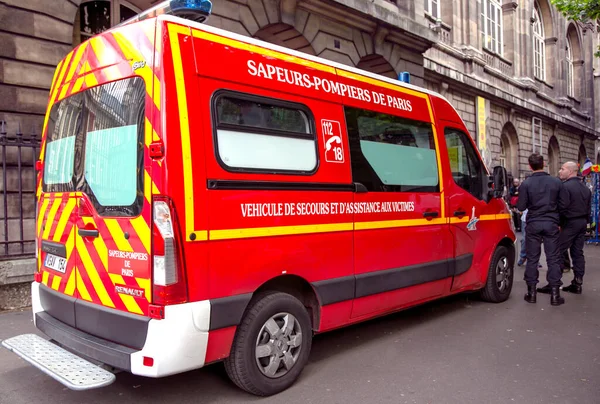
(524, 220), (562, 287)
(559, 218), (587, 279)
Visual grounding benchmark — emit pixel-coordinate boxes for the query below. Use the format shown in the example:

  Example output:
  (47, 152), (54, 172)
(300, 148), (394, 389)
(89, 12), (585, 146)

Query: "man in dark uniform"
(517, 153), (568, 305)
(540, 161), (591, 294)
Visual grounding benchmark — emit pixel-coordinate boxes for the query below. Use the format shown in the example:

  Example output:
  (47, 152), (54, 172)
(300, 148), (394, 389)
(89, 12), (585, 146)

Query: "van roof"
(159, 14), (452, 105)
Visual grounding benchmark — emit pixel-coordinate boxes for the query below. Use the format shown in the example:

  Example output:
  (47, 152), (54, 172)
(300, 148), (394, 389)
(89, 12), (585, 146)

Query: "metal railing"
(0, 121), (41, 259)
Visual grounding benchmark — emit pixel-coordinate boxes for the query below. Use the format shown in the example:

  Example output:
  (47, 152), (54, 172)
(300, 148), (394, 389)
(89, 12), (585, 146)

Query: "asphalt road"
(1, 240), (600, 404)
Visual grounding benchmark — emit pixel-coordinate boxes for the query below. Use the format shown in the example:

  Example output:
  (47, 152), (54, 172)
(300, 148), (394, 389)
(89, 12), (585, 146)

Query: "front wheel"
(224, 291), (313, 396)
(479, 245), (514, 303)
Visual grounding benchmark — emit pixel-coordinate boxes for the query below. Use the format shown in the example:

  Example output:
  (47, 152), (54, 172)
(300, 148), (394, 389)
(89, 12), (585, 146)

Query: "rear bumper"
(32, 282), (211, 377)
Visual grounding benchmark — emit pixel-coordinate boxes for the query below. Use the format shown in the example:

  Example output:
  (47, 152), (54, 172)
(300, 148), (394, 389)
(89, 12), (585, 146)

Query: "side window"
(213, 92), (317, 174)
(444, 128), (486, 200)
(344, 106), (439, 192)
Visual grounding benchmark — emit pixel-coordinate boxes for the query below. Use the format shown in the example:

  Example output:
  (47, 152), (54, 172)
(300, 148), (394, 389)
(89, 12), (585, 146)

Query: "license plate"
(45, 253), (67, 274)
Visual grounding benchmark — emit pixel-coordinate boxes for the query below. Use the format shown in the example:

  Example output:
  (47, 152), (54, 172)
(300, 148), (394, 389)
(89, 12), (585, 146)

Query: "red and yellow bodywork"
(33, 14), (515, 374)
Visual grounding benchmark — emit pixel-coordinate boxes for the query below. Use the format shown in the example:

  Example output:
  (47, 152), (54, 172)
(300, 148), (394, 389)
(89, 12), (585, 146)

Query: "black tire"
(224, 291), (313, 396)
(479, 245), (514, 303)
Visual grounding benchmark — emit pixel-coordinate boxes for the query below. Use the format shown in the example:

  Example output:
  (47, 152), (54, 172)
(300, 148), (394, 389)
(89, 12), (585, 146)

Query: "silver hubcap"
(255, 312), (302, 378)
(496, 256), (511, 292)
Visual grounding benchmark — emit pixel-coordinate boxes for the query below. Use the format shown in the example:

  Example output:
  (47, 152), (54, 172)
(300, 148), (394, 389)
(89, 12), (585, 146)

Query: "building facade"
(0, 0), (599, 269)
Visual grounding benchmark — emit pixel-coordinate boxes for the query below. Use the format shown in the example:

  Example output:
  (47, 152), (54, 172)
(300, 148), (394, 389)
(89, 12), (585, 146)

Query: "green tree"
(551, 0), (600, 55)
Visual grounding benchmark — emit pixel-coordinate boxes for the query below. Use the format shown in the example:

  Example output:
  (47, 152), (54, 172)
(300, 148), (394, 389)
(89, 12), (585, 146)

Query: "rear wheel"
(479, 245), (513, 303)
(224, 291), (312, 396)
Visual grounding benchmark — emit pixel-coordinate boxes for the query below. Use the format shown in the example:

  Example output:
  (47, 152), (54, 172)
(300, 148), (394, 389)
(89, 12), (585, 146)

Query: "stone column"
(467, 0), (480, 49)
(545, 37), (558, 87)
(502, 2), (518, 71)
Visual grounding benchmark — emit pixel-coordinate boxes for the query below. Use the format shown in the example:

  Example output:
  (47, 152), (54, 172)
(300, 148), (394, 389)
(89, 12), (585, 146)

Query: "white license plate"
(45, 253), (67, 274)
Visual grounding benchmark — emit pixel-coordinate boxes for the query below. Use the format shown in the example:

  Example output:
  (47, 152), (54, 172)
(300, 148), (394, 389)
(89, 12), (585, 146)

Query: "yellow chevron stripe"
(52, 198), (76, 242)
(145, 118), (153, 148)
(76, 267), (92, 301)
(112, 32), (160, 109)
(58, 83), (70, 101)
(130, 216), (151, 254)
(109, 274), (143, 314)
(89, 36), (120, 74)
(144, 170), (151, 204)
(72, 76), (85, 94)
(51, 274), (62, 291)
(136, 277), (151, 302)
(42, 271), (49, 286)
(65, 226), (75, 257)
(42, 198), (62, 240)
(82, 218), (108, 270)
(104, 65), (123, 81)
(64, 42), (88, 83)
(49, 60), (64, 95)
(169, 25), (197, 242)
(84, 72), (98, 88)
(105, 219), (134, 252)
(64, 271), (76, 296)
(143, 171), (160, 205)
(37, 198), (50, 237)
(77, 235), (115, 308)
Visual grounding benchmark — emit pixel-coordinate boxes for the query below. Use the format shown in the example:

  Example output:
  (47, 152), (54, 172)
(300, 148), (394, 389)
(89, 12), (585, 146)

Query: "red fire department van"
(2, 0), (515, 396)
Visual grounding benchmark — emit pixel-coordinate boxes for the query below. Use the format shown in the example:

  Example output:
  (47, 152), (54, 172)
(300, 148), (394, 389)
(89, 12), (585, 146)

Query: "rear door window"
(44, 93), (83, 188)
(43, 77), (146, 217)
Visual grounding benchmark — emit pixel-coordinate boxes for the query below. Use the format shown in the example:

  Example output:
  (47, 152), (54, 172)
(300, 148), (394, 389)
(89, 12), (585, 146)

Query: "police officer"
(538, 161), (591, 295)
(517, 153), (568, 306)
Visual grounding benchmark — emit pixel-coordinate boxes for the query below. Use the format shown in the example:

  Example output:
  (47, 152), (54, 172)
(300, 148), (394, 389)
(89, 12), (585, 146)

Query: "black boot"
(524, 285), (536, 303)
(562, 276), (583, 294)
(536, 284), (551, 294)
(551, 286), (565, 306)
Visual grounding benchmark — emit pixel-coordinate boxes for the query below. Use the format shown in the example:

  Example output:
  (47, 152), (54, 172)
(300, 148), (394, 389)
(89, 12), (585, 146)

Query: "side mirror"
(488, 165), (508, 199)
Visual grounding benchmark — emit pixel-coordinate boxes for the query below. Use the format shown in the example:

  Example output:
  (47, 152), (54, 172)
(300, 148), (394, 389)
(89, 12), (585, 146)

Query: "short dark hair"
(528, 153), (544, 171)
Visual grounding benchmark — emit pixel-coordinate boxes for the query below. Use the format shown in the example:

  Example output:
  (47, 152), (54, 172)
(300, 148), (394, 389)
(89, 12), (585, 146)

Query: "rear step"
(2, 334), (116, 391)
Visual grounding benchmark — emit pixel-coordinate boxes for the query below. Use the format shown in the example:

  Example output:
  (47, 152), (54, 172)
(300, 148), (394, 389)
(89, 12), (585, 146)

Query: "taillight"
(152, 197), (187, 306)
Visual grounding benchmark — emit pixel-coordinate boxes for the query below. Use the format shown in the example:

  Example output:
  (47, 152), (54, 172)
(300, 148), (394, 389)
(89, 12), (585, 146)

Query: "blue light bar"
(116, 0), (212, 28)
(398, 72), (410, 84)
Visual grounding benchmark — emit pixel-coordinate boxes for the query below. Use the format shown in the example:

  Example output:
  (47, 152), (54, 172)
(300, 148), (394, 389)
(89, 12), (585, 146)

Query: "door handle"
(454, 210), (466, 217)
(423, 211), (439, 219)
(78, 229), (99, 238)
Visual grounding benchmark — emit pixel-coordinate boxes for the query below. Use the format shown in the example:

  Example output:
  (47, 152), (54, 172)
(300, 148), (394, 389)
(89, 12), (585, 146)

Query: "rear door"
(74, 77), (151, 317)
(40, 77), (152, 318)
(39, 92), (83, 311)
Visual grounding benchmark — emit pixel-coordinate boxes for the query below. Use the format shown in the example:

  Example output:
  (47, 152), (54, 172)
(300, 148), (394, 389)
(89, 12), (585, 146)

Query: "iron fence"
(0, 121), (41, 259)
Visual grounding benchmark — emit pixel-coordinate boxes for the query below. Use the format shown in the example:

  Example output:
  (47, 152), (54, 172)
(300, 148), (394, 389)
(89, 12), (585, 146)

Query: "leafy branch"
(551, 0), (600, 56)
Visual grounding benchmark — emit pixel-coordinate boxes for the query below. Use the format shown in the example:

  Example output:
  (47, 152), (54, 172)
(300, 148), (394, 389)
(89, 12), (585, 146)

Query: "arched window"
(74, 1), (140, 45)
(566, 24), (583, 99)
(566, 37), (574, 97)
(533, 4), (546, 81)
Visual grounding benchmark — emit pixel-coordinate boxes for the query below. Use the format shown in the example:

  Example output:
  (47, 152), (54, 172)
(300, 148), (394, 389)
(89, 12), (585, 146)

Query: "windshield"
(43, 77), (146, 217)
